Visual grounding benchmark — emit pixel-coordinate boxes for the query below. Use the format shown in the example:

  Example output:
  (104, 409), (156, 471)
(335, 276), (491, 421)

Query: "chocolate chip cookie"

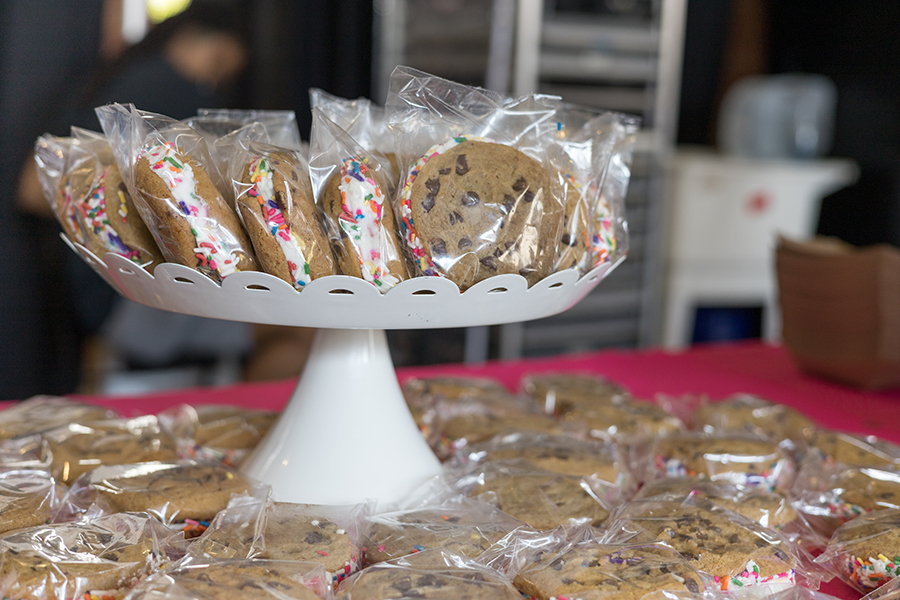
(363, 503), (523, 565)
(147, 561), (323, 600)
(237, 150), (335, 289)
(0, 396), (117, 441)
(337, 562), (523, 600)
(398, 137), (562, 289)
(812, 431), (900, 468)
(67, 460), (253, 523)
(694, 395), (817, 449)
(614, 500), (798, 593)
(521, 372), (628, 416)
(513, 542), (704, 600)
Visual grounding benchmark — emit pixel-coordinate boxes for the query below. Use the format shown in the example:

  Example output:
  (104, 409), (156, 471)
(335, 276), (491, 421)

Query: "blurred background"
(1, 0), (897, 400)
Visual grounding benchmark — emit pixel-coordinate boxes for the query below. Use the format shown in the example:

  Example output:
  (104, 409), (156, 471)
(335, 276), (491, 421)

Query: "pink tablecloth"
(65, 341), (900, 600)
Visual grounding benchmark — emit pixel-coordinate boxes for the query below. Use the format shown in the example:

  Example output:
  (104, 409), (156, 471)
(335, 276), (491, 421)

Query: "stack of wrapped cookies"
(0, 373), (898, 599)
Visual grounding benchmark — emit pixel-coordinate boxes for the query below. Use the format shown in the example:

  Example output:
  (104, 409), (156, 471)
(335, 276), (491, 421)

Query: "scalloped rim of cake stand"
(63, 234), (623, 329)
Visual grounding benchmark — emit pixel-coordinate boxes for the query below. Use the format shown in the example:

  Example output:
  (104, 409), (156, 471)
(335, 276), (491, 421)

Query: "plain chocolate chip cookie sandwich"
(397, 136), (563, 290)
(320, 156), (408, 290)
(134, 141), (257, 282)
(236, 150), (335, 289)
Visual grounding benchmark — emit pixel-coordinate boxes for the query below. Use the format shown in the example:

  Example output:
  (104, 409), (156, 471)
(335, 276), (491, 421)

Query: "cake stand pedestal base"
(241, 328), (441, 507)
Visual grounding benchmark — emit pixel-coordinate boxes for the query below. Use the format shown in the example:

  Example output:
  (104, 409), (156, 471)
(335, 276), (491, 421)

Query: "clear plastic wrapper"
(510, 529), (706, 600)
(38, 415), (179, 485)
(95, 103), (258, 283)
(0, 435), (52, 472)
(309, 89), (395, 178)
(0, 469), (65, 534)
(362, 494), (524, 565)
(127, 557), (332, 600)
(809, 431), (900, 468)
(0, 396), (118, 441)
(591, 112), (638, 270)
(693, 394), (817, 454)
(214, 129), (337, 290)
(63, 459), (256, 527)
(428, 392), (564, 461)
(158, 404), (278, 467)
(791, 455), (900, 543)
(520, 371), (629, 417)
(578, 396), (684, 444)
(816, 508), (900, 591)
(191, 491), (367, 586)
(446, 461), (611, 530)
(450, 430), (635, 505)
(385, 66), (564, 289)
(544, 106), (637, 273)
(193, 108), (303, 151)
(606, 495), (823, 596)
(336, 555), (522, 600)
(401, 375), (511, 440)
(0, 512), (177, 600)
(635, 479), (799, 532)
(34, 129), (163, 269)
(646, 433), (795, 493)
(308, 107), (408, 292)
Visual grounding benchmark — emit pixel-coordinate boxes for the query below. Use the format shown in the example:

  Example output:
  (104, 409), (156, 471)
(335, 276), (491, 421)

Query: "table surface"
(64, 341), (900, 599)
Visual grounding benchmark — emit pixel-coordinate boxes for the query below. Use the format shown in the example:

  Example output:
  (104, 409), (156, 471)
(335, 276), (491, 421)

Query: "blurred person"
(10, 0), (251, 399)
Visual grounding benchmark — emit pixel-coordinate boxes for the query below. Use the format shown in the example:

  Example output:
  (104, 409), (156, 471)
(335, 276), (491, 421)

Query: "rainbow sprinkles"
(247, 155), (312, 289)
(80, 168), (141, 263)
(140, 142), (241, 280)
(337, 156), (399, 291)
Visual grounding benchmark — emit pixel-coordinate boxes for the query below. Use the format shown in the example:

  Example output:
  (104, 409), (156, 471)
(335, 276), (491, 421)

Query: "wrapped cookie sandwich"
(309, 107), (408, 292)
(386, 66), (564, 290)
(127, 557), (330, 600)
(95, 103), (258, 283)
(216, 127), (336, 290)
(543, 106), (637, 273)
(817, 508), (900, 591)
(363, 495), (524, 565)
(190, 491), (367, 586)
(0, 512), (178, 600)
(34, 129), (163, 269)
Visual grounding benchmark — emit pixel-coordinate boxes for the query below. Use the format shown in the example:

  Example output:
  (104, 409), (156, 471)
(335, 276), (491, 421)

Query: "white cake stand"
(63, 235), (621, 507)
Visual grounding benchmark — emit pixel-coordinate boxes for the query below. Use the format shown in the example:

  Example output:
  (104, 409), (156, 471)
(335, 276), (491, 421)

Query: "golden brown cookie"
(0, 471), (64, 535)
(338, 563), (523, 600)
(237, 151), (335, 289)
(522, 372), (628, 416)
(0, 513), (164, 600)
(812, 431), (900, 468)
(68, 460), (253, 523)
(320, 157), (407, 289)
(155, 562), (322, 600)
(398, 138), (561, 290)
(43, 416), (179, 485)
(514, 542), (703, 600)
(134, 142), (257, 282)
(0, 396), (117, 441)
(694, 394), (817, 447)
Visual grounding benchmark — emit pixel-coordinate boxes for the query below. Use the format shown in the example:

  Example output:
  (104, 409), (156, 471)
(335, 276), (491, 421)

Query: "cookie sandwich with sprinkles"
(386, 66), (565, 290)
(34, 128), (163, 269)
(95, 103), (258, 283)
(309, 107), (408, 292)
(214, 128), (336, 290)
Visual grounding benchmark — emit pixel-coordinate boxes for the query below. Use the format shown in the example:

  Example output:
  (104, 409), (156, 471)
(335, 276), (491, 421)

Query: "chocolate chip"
(550, 558), (564, 571)
(461, 191), (479, 207)
(458, 237), (472, 250)
(685, 578), (700, 593)
(417, 574), (442, 588)
(291, 170), (299, 182)
(425, 178), (441, 194)
(274, 190), (287, 211)
(447, 516), (461, 523)
(755, 538), (769, 548)
(523, 190), (535, 203)
(456, 154), (469, 175)
(561, 578), (573, 585)
(449, 211), (463, 225)
(697, 532), (708, 540)
(502, 194), (516, 213)
(480, 256), (497, 270)
(392, 577), (413, 592)
(512, 176), (527, 192)
(422, 193), (435, 213)
(729, 534), (741, 543)
(504, 240), (515, 251)
(660, 566), (669, 574)
(493, 248), (502, 258)
(305, 531), (325, 544)
(439, 167), (451, 175)
(432, 239), (447, 257)
(561, 233), (575, 246)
